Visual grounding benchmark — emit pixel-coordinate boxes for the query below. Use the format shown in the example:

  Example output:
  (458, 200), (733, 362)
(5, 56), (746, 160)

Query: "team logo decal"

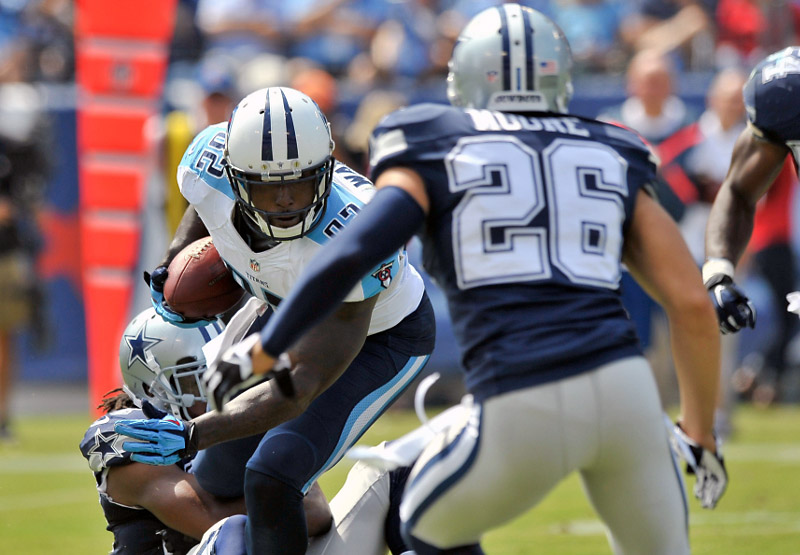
(372, 262), (394, 289)
(486, 70), (499, 83)
(124, 328), (162, 367)
(250, 258), (260, 272)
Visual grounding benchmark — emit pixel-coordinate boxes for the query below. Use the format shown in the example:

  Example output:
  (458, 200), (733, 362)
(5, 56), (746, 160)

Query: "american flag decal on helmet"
(371, 261), (394, 289)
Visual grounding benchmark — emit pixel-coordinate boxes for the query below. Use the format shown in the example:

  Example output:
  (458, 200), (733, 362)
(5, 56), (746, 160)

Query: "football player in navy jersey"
(114, 87), (436, 554)
(703, 47), (800, 334)
(201, 5), (728, 554)
(81, 308), (331, 554)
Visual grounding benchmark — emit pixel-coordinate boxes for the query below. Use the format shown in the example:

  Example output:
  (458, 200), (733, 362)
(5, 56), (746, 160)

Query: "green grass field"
(1, 405), (799, 554)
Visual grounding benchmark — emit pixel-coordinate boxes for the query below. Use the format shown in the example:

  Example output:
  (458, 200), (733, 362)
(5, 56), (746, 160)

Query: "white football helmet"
(119, 307), (224, 420)
(447, 4), (573, 113)
(225, 86), (335, 241)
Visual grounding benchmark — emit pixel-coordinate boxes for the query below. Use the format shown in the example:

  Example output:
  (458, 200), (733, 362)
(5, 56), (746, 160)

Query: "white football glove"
(668, 421), (728, 509)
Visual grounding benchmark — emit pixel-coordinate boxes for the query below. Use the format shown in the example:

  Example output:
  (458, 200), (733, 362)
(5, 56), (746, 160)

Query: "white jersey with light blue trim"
(743, 46), (800, 168)
(177, 123), (425, 335)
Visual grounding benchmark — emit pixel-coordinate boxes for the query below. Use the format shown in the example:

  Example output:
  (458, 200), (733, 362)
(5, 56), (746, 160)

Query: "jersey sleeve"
(79, 409), (145, 473)
(598, 121), (660, 230)
(368, 103), (458, 182)
(178, 123), (237, 231)
(743, 47), (800, 145)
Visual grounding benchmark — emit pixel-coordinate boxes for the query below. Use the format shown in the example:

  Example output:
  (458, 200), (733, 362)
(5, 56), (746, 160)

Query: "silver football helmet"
(119, 307), (224, 419)
(225, 86), (335, 241)
(447, 4), (573, 113)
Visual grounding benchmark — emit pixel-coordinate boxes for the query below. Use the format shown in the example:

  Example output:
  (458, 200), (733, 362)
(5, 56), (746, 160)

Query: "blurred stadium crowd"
(3, 0), (800, 422)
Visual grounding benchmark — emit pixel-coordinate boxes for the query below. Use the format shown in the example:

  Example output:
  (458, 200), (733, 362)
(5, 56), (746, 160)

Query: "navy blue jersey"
(369, 103), (656, 399)
(80, 409), (196, 555)
(744, 47), (800, 164)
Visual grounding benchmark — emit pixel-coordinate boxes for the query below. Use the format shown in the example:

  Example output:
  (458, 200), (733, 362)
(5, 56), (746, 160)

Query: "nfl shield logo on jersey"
(249, 259), (260, 272)
(371, 262), (394, 289)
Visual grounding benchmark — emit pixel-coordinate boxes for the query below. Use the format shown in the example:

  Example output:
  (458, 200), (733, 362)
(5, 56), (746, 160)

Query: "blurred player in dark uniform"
(704, 47), (800, 338)
(80, 308), (330, 554)
(204, 5), (728, 553)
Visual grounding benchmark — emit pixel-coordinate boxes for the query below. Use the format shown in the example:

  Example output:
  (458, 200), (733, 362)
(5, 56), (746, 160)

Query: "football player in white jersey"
(115, 87), (436, 554)
(197, 6), (727, 554)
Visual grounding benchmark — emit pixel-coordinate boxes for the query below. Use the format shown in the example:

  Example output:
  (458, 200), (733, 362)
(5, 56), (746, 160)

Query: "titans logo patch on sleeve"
(372, 261), (394, 289)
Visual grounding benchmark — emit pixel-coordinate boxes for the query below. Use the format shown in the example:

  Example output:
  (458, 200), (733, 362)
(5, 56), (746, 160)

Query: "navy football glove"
(114, 401), (199, 465)
(145, 266), (213, 329)
(668, 422), (728, 509)
(705, 273), (756, 334)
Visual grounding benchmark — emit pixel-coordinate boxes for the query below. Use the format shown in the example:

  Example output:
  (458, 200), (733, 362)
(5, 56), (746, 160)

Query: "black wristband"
(183, 421), (199, 458)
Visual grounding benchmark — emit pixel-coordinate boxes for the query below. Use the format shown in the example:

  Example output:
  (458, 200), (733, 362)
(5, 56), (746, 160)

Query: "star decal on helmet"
(124, 327), (163, 367)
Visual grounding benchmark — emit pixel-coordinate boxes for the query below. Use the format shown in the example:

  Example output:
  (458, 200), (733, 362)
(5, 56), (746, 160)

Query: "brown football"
(164, 237), (246, 319)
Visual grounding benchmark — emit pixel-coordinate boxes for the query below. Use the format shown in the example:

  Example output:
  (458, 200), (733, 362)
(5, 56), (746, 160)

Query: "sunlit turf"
(1, 405), (798, 554)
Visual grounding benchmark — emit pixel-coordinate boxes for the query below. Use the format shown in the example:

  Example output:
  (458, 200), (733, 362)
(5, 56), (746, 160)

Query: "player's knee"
(250, 431), (319, 489)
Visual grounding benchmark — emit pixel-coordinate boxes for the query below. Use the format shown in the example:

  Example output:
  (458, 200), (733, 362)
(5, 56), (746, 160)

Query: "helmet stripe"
(280, 89), (299, 159)
(522, 9), (534, 90)
(504, 3), (526, 92)
(261, 89), (273, 161)
(197, 325), (211, 342)
(497, 6), (511, 91)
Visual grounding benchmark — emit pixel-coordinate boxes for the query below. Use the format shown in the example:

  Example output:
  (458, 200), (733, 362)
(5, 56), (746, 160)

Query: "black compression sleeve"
(260, 186), (425, 356)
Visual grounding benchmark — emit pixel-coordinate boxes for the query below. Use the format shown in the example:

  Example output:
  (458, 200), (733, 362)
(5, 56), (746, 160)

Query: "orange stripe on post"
(80, 159), (146, 211)
(83, 269), (134, 415)
(81, 214), (141, 269)
(76, 44), (168, 98)
(75, 0), (178, 41)
(78, 103), (153, 154)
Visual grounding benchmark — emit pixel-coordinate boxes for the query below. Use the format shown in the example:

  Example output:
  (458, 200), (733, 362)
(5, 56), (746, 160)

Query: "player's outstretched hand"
(145, 266), (214, 329)
(668, 422), (728, 509)
(114, 401), (198, 465)
(705, 274), (756, 334)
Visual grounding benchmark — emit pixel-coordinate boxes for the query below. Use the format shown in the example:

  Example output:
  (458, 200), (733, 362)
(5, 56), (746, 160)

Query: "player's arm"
(106, 462), (245, 540)
(623, 190), (720, 450)
(145, 205), (215, 327)
(195, 294), (379, 444)
(702, 127), (786, 333)
(106, 463), (332, 538)
(705, 126), (789, 265)
(158, 204), (210, 268)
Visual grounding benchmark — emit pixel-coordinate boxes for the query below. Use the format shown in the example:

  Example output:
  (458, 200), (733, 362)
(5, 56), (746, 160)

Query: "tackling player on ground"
(80, 308), (334, 554)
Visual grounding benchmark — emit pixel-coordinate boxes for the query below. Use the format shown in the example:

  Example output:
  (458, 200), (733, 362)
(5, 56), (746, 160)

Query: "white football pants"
(401, 356), (690, 554)
(307, 456), (393, 555)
